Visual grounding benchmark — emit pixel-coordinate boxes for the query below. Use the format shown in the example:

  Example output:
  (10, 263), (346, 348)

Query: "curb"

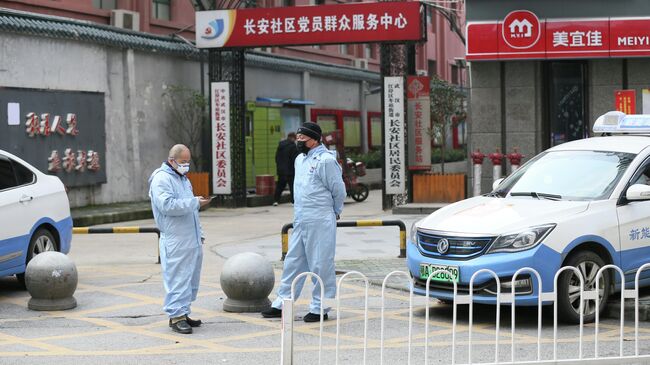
(606, 299), (650, 321)
(72, 208), (153, 227)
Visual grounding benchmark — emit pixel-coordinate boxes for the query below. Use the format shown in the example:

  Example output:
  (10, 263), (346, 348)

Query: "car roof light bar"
(593, 111), (650, 134)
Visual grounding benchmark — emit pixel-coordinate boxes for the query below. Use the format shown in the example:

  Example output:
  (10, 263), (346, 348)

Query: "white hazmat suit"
(149, 163), (204, 319)
(271, 144), (346, 314)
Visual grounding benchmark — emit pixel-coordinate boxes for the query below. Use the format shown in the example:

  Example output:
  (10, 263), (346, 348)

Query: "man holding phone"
(148, 144), (211, 334)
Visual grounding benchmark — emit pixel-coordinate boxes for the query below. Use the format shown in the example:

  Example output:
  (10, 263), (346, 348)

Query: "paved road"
(1, 191), (649, 364)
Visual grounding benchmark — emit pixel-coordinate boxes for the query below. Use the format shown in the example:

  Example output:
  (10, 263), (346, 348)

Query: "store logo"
(502, 10), (541, 49)
(437, 238), (450, 254)
(202, 18), (225, 40)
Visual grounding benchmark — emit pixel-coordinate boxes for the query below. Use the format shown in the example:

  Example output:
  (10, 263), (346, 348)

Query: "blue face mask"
(175, 161), (190, 175)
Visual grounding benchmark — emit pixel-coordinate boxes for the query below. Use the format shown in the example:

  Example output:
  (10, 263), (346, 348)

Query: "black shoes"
(185, 316), (202, 327)
(170, 319), (192, 334)
(169, 315), (202, 334)
(261, 307), (282, 318)
(169, 316), (202, 328)
(303, 312), (328, 323)
(261, 308), (329, 322)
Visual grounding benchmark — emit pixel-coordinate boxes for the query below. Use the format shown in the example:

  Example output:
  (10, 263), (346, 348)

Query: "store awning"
(256, 97), (315, 105)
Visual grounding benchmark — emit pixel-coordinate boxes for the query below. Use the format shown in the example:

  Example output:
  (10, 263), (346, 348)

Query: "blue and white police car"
(408, 111), (650, 323)
(0, 149), (73, 286)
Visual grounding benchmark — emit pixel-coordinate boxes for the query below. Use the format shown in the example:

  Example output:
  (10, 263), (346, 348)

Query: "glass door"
(547, 62), (588, 147)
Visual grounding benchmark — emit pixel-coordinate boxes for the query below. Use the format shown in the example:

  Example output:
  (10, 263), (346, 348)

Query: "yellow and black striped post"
(73, 227), (161, 263)
(280, 220), (406, 260)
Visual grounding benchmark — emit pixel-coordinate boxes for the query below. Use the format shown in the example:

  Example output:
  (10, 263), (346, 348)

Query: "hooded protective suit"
(271, 144), (346, 313)
(148, 163), (204, 319)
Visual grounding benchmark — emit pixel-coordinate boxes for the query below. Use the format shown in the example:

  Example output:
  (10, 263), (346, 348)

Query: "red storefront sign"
(545, 19), (609, 59)
(467, 12), (650, 60)
(610, 19), (650, 57)
(196, 2), (423, 49)
(615, 90), (636, 114)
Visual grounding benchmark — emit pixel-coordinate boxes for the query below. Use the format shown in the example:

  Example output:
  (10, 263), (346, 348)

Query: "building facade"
(465, 0), (650, 194)
(0, 0), (466, 205)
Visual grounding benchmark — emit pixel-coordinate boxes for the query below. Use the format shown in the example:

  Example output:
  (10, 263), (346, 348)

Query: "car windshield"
(493, 150), (636, 201)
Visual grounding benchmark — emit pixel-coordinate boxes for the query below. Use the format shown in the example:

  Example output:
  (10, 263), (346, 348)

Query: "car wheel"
(16, 228), (58, 287)
(557, 251), (610, 324)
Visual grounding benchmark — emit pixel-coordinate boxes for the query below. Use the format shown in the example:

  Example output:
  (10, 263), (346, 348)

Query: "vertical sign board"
(384, 76), (405, 194)
(0, 87), (106, 187)
(615, 89), (636, 114)
(406, 76), (431, 171)
(211, 82), (232, 194)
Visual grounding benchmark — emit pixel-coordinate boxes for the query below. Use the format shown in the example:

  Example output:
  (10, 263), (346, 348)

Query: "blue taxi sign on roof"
(593, 111), (650, 134)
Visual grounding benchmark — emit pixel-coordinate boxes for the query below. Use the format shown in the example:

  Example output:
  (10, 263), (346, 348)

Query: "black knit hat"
(297, 122), (322, 141)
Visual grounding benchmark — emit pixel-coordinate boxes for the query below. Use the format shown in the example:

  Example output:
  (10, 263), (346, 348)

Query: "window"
(495, 151), (635, 201)
(428, 60), (437, 78)
(0, 156), (16, 190)
(281, 0), (295, 6)
(92, 0), (117, 9)
(631, 161), (650, 186)
(152, 0), (171, 21)
(343, 116), (361, 148)
(340, 44), (348, 55)
(311, 0), (325, 5)
(316, 115), (337, 136)
(13, 161), (35, 186)
(451, 64), (459, 85)
(364, 44), (372, 59)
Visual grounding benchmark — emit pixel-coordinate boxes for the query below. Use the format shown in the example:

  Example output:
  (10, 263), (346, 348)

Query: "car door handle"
(19, 195), (33, 203)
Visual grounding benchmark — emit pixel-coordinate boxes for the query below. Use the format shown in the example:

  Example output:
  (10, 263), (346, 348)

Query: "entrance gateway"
(194, 2), (425, 208)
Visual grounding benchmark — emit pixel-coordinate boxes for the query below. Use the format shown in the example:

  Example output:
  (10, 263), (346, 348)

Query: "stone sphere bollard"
(25, 251), (78, 311)
(220, 252), (274, 312)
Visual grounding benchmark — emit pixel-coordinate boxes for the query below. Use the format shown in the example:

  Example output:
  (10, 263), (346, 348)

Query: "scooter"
(344, 157), (369, 202)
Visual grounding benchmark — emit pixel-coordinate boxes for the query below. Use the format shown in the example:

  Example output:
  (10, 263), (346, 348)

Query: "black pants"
(274, 174), (294, 203)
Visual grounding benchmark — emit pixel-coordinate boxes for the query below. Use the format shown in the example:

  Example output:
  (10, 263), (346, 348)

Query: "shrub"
(431, 148), (467, 164)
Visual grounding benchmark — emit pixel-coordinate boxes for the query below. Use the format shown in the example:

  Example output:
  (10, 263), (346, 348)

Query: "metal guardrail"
(73, 227), (161, 263)
(280, 264), (650, 365)
(280, 220), (407, 261)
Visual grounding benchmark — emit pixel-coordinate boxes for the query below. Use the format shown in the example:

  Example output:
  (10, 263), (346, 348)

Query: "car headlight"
(409, 220), (421, 245)
(487, 224), (556, 254)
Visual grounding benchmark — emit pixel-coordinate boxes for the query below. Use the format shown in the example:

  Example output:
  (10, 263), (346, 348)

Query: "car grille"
(417, 231), (494, 260)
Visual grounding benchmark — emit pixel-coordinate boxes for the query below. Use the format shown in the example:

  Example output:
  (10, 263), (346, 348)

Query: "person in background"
(273, 132), (298, 206)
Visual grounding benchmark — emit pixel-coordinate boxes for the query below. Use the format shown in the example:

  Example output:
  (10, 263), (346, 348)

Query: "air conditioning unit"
(352, 58), (368, 69)
(111, 10), (140, 31)
(416, 69), (428, 76)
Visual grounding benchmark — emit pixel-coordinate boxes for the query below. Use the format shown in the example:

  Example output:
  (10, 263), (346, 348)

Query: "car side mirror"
(492, 178), (505, 191)
(626, 184), (650, 201)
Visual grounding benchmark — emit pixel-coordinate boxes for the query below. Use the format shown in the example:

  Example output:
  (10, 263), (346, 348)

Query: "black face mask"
(296, 140), (310, 154)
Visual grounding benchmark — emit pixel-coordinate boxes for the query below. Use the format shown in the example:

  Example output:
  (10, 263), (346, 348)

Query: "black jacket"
(275, 139), (298, 176)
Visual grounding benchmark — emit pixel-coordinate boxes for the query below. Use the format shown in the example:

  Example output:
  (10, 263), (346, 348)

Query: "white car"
(0, 149), (72, 285)
(408, 111), (650, 323)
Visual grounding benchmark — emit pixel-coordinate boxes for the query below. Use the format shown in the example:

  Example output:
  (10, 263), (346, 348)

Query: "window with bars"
(152, 0), (171, 21)
(93, 0), (117, 9)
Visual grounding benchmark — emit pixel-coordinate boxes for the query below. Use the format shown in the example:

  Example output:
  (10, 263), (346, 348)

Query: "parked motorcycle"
(344, 158), (369, 202)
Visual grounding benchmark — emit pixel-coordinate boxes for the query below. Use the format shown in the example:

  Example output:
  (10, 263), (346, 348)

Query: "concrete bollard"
(220, 252), (274, 313)
(25, 251), (78, 311)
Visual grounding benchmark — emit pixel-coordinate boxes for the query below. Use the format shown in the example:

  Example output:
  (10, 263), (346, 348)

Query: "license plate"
(419, 264), (460, 283)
